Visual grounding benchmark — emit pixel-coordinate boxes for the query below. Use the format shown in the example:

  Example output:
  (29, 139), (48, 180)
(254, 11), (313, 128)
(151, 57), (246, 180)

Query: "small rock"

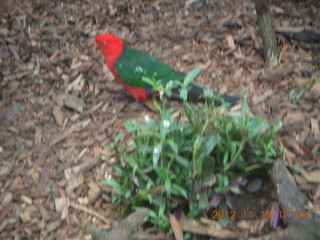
(246, 178), (263, 193)
(87, 209), (149, 240)
(15, 143), (25, 151)
(283, 111), (305, 126)
(5, 103), (22, 121)
(35, 78), (43, 85)
(294, 77), (309, 88)
(300, 67), (314, 78)
(307, 81), (320, 101)
(304, 136), (317, 149)
(68, 230), (79, 239)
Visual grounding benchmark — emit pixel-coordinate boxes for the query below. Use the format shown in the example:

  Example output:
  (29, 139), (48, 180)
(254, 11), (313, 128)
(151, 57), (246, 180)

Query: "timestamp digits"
(211, 210), (309, 220)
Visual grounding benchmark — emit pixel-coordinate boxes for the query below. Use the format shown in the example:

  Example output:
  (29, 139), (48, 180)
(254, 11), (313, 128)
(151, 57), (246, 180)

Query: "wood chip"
(68, 157), (100, 176)
(0, 202), (14, 221)
(180, 216), (248, 239)
(52, 106), (64, 126)
(46, 219), (61, 233)
(20, 211), (32, 222)
(55, 197), (69, 212)
(300, 169), (320, 183)
(1, 192), (13, 208)
(66, 174), (84, 193)
(70, 201), (110, 225)
(226, 34), (236, 49)
(20, 195), (33, 205)
(35, 200), (50, 220)
(310, 118), (320, 141)
(68, 73), (85, 92)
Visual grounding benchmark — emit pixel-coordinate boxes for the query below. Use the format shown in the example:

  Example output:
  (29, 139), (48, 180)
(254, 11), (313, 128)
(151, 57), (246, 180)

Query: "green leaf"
(165, 178), (171, 195)
(218, 214), (229, 227)
(222, 151), (229, 167)
(180, 88), (188, 101)
(201, 156), (216, 187)
(107, 83), (283, 232)
(100, 179), (121, 189)
(142, 76), (157, 87)
(113, 132), (124, 144)
(183, 67), (202, 87)
(215, 174), (229, 193)
(149, 210), (157, 219)
(172, 184), (188, 199)
(167, 140), (178, 154)
(159, 201), (166, 216)
(198, 192), (209, 210)
(175, 155), (193, 170)
(249, 117), (270, 139)
(187, 208), (200, 218)
(289, 88), (299, 98)
(206, 135), (221, 154)
(203, 88), (214, 98)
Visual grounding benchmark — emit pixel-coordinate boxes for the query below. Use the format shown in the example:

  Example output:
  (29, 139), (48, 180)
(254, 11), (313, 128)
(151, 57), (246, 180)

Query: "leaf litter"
(0, 0), (319, 239)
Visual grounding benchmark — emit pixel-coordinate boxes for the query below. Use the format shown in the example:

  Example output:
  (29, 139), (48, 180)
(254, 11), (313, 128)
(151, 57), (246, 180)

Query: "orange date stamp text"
(211, 210), (309, 220)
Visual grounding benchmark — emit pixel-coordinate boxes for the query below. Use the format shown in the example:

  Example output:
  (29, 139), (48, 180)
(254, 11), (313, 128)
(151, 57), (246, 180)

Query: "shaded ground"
(0, 0), (319, 239)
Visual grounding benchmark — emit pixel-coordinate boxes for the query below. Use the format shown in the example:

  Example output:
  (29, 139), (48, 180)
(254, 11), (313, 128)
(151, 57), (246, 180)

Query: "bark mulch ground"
(0, 0), (319, 239)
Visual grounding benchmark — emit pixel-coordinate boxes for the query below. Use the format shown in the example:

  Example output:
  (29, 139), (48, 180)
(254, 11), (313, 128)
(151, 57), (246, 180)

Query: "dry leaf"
(308, 80), (320, 100)
(68, 73), (85, 92)
(301, 169), (320, 183)
(20, 211), (32, 222)
(66, 174), (84, 193)
(313, 185), (320, 200)
(55, 197), (69, 212)
(226, 34), (235, 49)
(170, 214), (183, 240)
(52, 105), (64, 126)
(64, 94), (85, 113)
(310, 118), (320, 141)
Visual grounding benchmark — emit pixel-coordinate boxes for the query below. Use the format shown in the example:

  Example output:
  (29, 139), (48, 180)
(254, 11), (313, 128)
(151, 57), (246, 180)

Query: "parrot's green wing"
(115, 46), (185, 88)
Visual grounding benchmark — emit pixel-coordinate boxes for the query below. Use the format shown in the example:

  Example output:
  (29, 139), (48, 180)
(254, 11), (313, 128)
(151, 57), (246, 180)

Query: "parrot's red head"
(95, 33), (124, 69)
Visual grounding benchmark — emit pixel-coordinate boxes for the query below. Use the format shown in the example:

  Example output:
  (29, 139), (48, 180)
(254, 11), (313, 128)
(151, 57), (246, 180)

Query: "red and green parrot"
(96, 33), (239, 105)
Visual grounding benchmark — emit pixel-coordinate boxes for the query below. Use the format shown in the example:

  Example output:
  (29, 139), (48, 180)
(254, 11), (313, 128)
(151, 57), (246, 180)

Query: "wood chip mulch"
(0, 0), (319, 239)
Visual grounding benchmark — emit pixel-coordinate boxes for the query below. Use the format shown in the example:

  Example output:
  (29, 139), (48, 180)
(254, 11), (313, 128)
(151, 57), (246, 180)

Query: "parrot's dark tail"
(172, 83), (241, 106)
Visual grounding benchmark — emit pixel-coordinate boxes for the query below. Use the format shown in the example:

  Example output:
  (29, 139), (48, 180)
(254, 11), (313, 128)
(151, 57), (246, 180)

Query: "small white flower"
(112, 109), (116, 114)
(144, 115), (150, 123)
(163, 119), (170, 128)
(154, 146), (160, 154)
(159, 90), (164, 99)
(9, 218), (16, 224)
(104, 172), (113, 181)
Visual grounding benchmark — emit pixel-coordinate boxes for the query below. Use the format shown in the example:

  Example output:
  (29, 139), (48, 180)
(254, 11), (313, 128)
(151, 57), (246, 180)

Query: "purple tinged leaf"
(225, 193), (234, 209)
(173, 207), (182, 220)
(207, 194), (222, 209)
(132, 185), (137, 194)
(231, 178), (248, 186)
(273, 203), (281, 229)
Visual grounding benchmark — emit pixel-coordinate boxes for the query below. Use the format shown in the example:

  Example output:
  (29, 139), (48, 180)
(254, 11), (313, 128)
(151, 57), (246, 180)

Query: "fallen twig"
(291, 71), (320, 103)
(70, 201), (110, 225)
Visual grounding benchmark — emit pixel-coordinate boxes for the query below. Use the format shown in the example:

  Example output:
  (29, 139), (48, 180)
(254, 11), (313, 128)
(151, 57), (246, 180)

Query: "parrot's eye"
(101, 41), (106, 46)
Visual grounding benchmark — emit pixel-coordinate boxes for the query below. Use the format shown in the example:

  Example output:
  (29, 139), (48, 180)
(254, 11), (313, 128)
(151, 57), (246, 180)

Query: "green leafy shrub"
(102, 67), (283, 232)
